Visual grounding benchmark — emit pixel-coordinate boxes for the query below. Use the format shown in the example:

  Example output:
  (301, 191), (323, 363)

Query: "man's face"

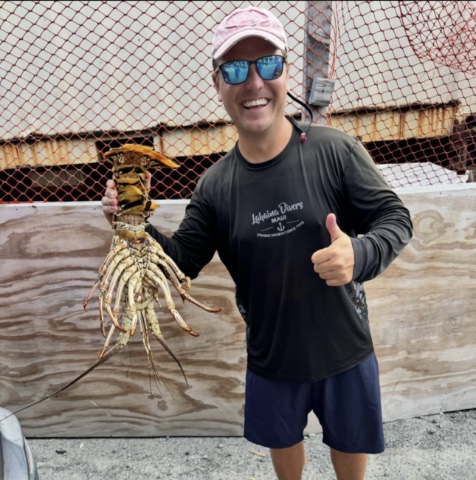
(213, 37), (289, 138)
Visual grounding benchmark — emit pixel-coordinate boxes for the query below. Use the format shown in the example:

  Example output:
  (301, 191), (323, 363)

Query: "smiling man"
(102, 6), (413, 480)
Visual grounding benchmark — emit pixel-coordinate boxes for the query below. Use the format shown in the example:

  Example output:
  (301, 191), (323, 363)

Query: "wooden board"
(369, 185), (476, 422)
(0, 186), (475, 437)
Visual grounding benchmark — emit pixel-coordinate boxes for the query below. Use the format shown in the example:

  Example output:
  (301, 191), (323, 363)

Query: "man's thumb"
(326, 213), (342, 243)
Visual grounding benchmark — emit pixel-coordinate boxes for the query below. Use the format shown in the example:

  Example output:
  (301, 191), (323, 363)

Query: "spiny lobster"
(83, 144), (220, 383)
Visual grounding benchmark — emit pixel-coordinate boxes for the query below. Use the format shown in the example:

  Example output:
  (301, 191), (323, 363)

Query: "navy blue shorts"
(244, 353), (384, 453)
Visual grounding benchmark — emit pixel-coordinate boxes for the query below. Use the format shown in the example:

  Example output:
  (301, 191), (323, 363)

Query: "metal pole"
(303, 1), (334, 125)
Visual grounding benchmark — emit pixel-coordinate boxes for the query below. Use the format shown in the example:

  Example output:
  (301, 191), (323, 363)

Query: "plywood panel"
(0, 186), (475, 437)
(368, 185), (476, 422)
(0, 202), (245, 438)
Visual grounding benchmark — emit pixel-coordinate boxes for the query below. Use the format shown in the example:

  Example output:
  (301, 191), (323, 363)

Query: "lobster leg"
(103, 259), (137, 333)
(143, 242), (191, 290)
(144, 269), (200, 337)
(84, 238), (128, 310)
(148, 262), (221, 313)
(110, 265), (139, 324)
(143, 300), (188, 385)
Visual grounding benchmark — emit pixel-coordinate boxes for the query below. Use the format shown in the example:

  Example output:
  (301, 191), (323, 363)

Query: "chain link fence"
(1, 0), (475, 204)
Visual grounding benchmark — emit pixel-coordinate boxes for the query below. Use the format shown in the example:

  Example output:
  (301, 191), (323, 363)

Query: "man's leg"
(244, 370), (311, 479)
(270, 441), (305, 480)
(330, 449), (367, 480)
(311, 354), (383, 479)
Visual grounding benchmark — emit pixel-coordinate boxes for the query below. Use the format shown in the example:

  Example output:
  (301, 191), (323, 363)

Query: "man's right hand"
(101, 179), (118, 226)
(101, 173), (152, 226)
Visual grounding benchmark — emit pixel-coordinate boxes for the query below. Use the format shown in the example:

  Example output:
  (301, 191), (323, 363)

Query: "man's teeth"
(243, 99), (268, 108)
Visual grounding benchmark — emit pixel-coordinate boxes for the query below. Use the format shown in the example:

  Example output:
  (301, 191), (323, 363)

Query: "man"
(102, 6), (413, 480)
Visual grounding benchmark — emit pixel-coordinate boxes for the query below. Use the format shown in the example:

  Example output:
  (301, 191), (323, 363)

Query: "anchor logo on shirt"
(277, 222), (285, 232)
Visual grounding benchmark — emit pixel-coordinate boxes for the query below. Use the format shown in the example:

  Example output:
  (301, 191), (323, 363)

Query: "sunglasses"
(216, 55), (286, 85)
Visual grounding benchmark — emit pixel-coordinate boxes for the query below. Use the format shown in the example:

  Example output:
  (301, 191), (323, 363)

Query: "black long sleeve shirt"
(147, 120), (413, 382)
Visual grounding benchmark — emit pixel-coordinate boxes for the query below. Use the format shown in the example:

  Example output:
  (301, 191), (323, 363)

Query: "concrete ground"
(28, 409), (476, 479)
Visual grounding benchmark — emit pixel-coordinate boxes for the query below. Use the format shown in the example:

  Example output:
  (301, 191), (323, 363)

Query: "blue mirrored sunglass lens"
(257, 56), (283, 80)
(221, 61), (249, 84)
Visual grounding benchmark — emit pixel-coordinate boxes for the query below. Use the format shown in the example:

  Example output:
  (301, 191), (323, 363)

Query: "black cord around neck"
(287, 92), (314, 141)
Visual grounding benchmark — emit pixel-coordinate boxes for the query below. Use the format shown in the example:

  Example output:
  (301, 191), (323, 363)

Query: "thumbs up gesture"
(311, 213), (355, 286)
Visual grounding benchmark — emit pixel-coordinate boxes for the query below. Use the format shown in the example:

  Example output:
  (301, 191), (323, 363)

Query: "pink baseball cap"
(212, 6), (288, 61)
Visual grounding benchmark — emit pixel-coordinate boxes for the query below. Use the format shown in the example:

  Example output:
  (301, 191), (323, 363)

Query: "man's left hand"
(311, 213), (355, 286)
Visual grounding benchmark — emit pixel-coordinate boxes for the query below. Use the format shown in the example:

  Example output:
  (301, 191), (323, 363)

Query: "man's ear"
(285, 64), (290, 93)
(212, 73), (223, 102)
